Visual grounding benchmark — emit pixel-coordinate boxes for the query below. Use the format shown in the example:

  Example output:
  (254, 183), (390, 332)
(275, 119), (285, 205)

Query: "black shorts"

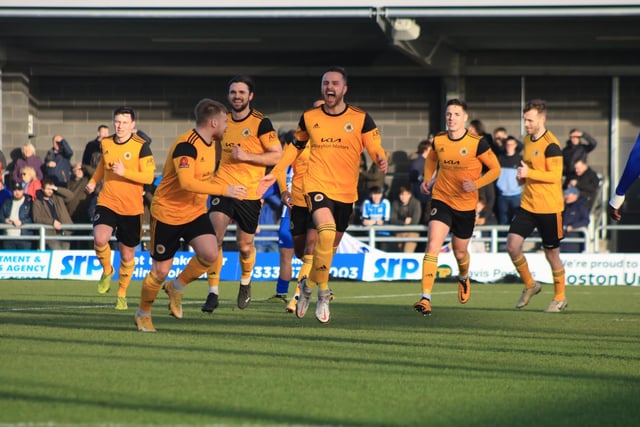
(149, 213), (215, 261)
(428, 199), (476, 239)
(93, 205), (142, 248)
(509, 207), (564, 249)
(304, 192), (353, 232)
(208, 196), (262, 234)
(290, 205), (315, 237)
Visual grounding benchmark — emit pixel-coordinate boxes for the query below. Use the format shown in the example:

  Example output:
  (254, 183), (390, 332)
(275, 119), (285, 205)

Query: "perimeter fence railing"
(0, 223), (612, 253)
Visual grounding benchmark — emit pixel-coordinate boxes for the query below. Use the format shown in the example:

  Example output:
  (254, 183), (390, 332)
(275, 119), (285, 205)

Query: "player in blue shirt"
(609, 132), (640, 221)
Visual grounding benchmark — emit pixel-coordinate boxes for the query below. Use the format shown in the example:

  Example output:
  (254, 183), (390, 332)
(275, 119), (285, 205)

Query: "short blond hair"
(20, 165), (36, 182)
(22, 142), (36, 157)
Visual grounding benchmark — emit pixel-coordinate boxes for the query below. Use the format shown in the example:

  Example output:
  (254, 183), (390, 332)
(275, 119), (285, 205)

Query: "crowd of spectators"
(0, 127), (111, 249)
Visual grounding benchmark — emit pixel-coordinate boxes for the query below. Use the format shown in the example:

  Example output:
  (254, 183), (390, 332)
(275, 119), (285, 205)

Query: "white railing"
(346, 224), (593, 253)
(0, 222), (599, 253)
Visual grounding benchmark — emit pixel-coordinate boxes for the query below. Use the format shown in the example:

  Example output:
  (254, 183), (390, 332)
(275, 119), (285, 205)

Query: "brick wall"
(2, 73), (640, 195)
(8, 75), (436, 173)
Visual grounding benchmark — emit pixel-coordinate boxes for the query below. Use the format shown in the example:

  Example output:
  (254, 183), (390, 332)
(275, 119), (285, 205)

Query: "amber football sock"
(94, 243), (113, 276)
(139, 271), (163, 313)
(457, 252), (470, 279)
(421, 253), (438, 297)
(239, 247), (256, 283)
(117, 258), (135, 297)
(177, 255), (211, 287)
(552, 268), (566, 301)
(309, 223), (336, 288)
(513, 255), (535, 288)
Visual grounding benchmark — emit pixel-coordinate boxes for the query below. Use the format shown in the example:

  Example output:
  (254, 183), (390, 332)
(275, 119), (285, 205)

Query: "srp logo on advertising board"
(50, 250), (110, 280)
(362, 253), (458, 281)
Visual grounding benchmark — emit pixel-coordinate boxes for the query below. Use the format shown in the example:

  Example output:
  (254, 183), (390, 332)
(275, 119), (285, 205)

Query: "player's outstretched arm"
(257, 174), (276, 198)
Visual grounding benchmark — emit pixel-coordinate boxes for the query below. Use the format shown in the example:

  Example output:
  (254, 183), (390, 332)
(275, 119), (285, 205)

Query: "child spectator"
(361, 185), (391, 250)
(390, 186), (422, 252)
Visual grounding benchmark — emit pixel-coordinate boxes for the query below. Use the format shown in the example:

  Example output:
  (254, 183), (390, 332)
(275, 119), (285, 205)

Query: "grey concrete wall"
(466, 76), (612, 179)
(2, 73), (638, 196)
(1, 73), (31, 163)
(6, 75), (436, 176)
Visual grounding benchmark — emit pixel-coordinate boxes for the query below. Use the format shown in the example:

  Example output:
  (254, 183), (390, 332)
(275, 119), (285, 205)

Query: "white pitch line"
(0, 291), (456, 312)
(343, 291), (456, 299)
(0, 304), (112, 312)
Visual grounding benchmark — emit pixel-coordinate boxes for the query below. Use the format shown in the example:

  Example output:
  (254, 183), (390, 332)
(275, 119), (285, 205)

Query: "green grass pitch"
(1, 279), (639, 426)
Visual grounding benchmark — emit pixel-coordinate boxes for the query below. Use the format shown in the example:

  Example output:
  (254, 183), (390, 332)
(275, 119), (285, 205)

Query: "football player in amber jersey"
(506, 99), (567, 313)
(201, 75), (282, 314)
(86, 106), (156, 311)
(134, 99), (247, 332)
(413, 99), (501, 317)
(259, 67), (388, 324)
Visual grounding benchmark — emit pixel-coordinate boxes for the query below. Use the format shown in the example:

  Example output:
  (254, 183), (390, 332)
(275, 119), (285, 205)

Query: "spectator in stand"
(492, 127), (508, 155)
(361, 185), (391, 250)
(20, 166), (41, 201)
(83, 125), (110, 220)
(360, 152), (388, 195)
(66, 162), (92, 248)
(390, 185), (422, 252)
(12, 142), (44, 185)
(83, 125), (110, 177)
(469, 119), (496, 152)
(361, 185), (391, 227)
(32, 178), (74, 250)
(356, 153), (369, 208)
(408, 138), (433, 224)
(469, 119), (496, 217)
(475, 195), (497, 226)
(43, 135), (74, 187)
(0, 182), (34, 249)
(0, 149), (7, 184)
(495, 136), (523, 224)
(562, 128), (597, 178)
(0, 180), (12, 207)
(560, 187), (590, 252)
(564, 159), (600, 210)
(67, 162), (91, 224)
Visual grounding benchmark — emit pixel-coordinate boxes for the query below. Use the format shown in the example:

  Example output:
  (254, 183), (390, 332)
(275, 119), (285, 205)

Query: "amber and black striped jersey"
(425, 130), (501, 212)
(519, 130), (564, 214)
(212, 109), (279, 201)
(289, 104), (386, 204)
(151, 129), (228, 225)
(90, 133), (155, 216)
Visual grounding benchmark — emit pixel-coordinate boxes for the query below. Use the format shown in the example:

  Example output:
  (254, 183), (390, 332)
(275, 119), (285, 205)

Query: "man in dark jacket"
(564, 159), (600, 210)
(43, 135), (74, 187)
(562, 129), (597, 178)
(561, 187), (590, 253)
(32, 178), (74, 250)
(0, 181), (34, 249)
